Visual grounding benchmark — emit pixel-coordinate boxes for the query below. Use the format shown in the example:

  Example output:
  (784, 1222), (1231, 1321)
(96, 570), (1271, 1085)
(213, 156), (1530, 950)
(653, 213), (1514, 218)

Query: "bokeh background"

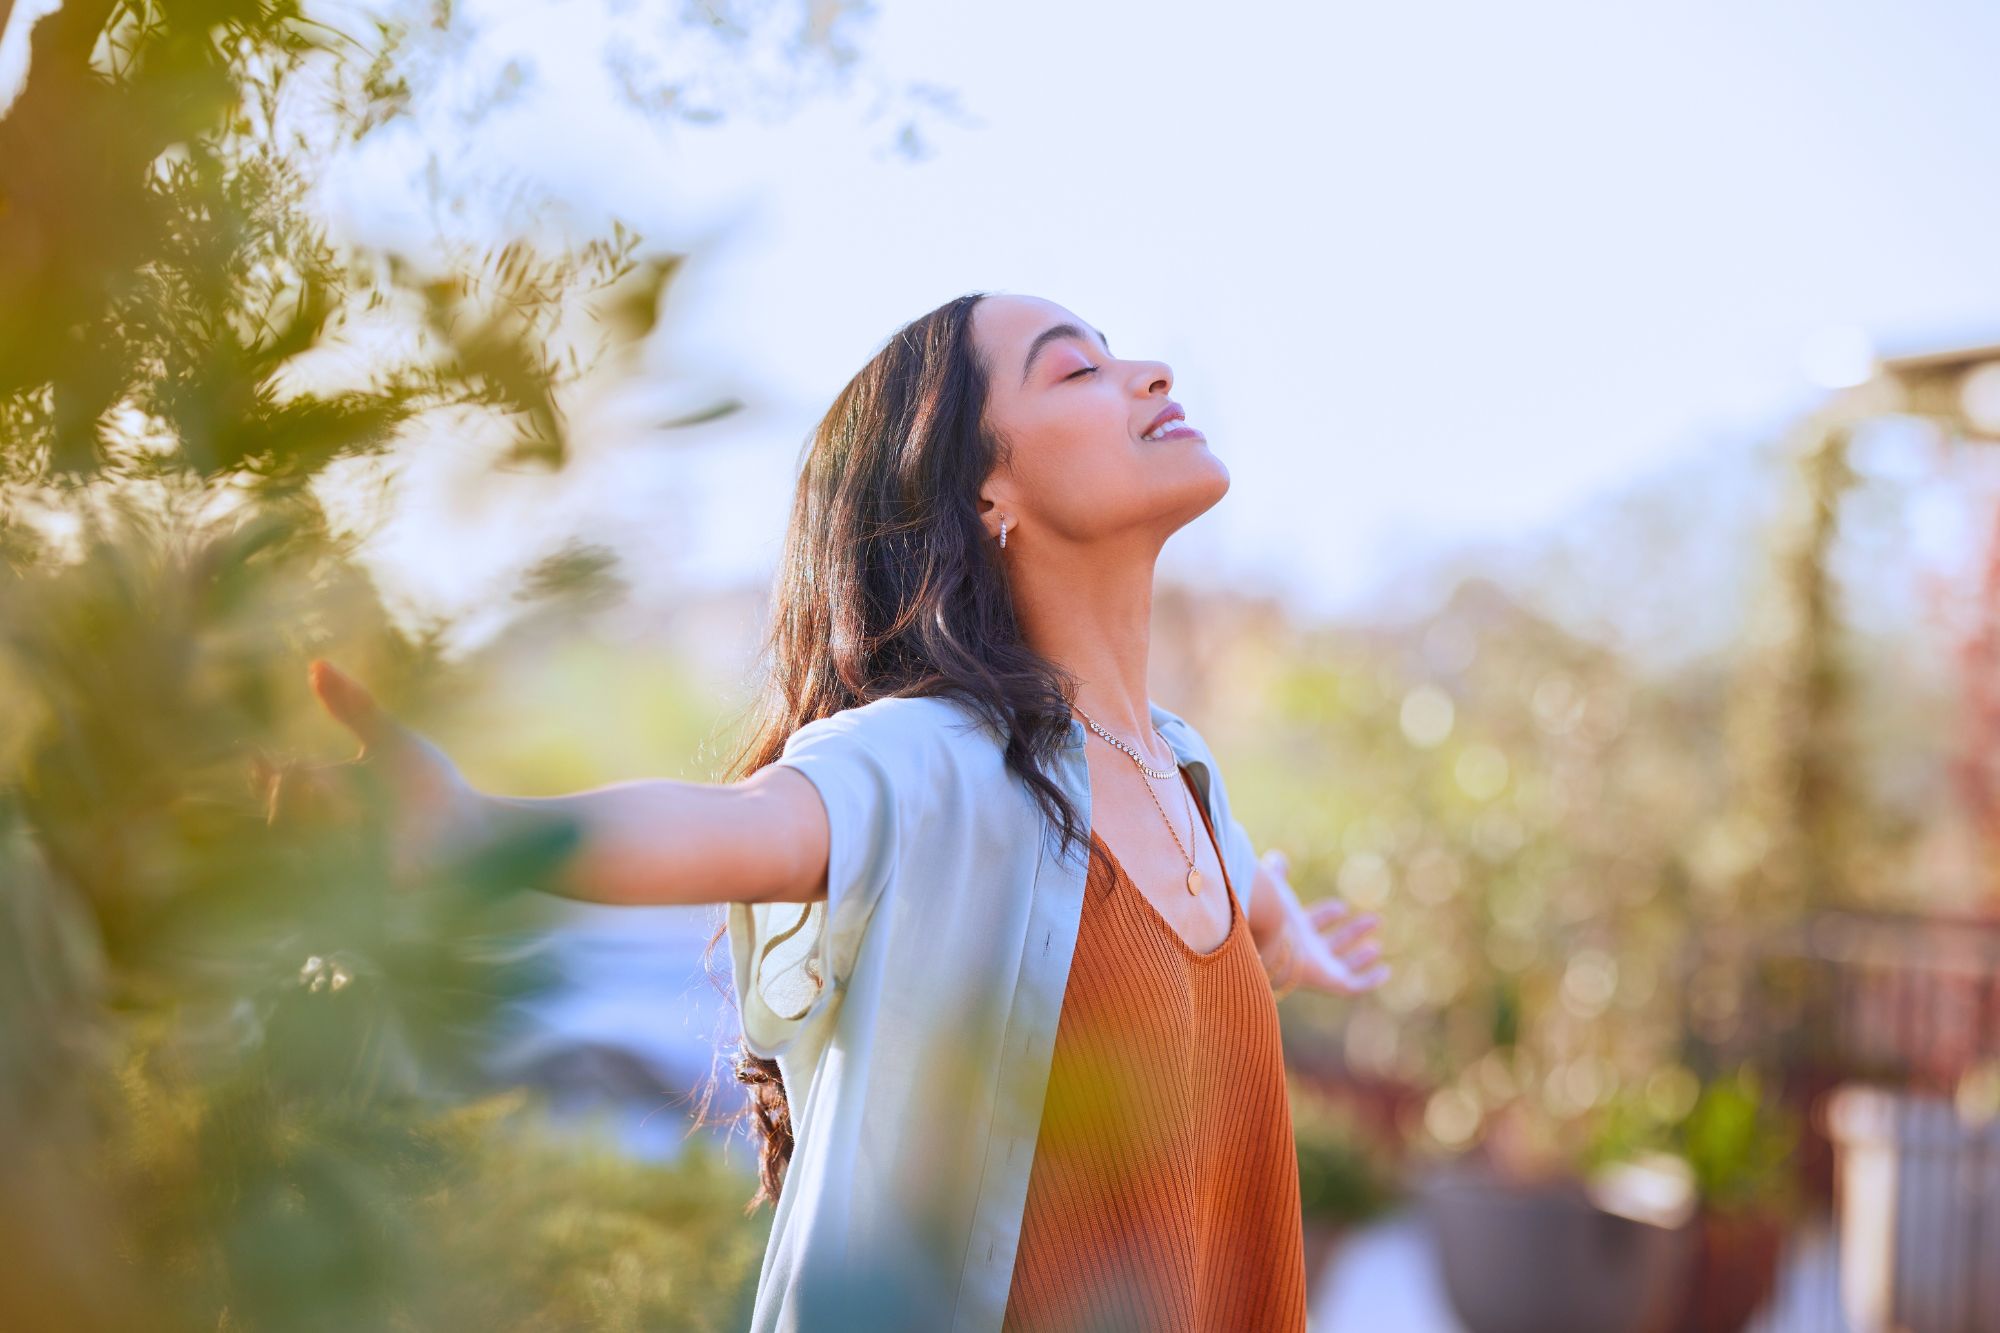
(5, 2), (2000, 1330)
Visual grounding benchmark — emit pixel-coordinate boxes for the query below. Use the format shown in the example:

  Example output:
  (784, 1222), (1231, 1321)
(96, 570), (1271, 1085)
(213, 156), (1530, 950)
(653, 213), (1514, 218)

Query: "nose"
(1129, 358), (1172, 396)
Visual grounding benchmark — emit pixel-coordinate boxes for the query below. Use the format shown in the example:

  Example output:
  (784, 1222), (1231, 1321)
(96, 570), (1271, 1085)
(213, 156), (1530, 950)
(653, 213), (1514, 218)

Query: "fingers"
(1308, 899), (1378, 951)
(1306, 897), (1380, 955)
(1298, 946), (1391, 997)
(1306, 897), (1351, 925)
(1294, 892), (1389, 996)
(1346, 962), (1391, 991)
(1325, 912), (1379, 951)
(308, 658), (394, 755)
(258, 756), (359, 828)
(1339, 940), (1384, 971)
(1322, 937), (1390, 990)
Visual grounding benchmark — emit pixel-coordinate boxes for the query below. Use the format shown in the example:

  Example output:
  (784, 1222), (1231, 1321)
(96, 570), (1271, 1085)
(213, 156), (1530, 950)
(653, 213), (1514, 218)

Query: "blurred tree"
(1209, 384), (1938, 1206)
(1726, 409), (1863, 919)
(0, 0), (899, 1326)
(1228, 578), (1720, 1172)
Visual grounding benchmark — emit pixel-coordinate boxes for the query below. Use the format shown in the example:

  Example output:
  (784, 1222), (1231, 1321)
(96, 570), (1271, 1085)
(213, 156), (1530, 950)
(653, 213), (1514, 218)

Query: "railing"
(1709, 907), (2000, 1333)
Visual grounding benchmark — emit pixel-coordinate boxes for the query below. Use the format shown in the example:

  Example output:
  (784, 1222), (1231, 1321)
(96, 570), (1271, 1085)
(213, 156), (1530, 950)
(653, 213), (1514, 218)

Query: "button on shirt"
(724, 693), (1266, 1333)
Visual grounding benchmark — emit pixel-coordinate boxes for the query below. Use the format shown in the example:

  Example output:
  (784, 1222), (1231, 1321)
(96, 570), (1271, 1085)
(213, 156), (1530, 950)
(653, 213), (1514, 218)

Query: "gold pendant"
(1186, 865), (1203, 896)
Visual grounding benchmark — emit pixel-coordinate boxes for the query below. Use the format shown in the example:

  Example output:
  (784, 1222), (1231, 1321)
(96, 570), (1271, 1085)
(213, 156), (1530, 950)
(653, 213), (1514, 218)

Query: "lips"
(1142, 402), (1184, 438)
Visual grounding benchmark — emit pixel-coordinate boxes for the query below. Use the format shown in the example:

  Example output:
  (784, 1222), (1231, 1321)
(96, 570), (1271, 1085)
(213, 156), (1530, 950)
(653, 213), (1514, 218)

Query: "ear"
(975, 480), (1011, 543)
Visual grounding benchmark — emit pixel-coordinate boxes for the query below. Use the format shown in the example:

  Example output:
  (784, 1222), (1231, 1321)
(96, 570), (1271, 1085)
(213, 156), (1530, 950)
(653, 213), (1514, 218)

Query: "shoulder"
(1148, 698), (1219, 767)
(782, 692), (1001, 770)
(1151, 699), (1247, 815)
(772, 695), (1012, 850)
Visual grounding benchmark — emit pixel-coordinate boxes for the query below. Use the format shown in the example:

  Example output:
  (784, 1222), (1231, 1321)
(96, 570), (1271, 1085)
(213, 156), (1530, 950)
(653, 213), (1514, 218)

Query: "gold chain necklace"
(1076, 706), (1205, 896)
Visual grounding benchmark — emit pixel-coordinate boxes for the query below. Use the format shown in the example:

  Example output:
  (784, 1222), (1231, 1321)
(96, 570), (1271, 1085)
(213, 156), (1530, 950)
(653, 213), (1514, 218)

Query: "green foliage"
(1223, 501), (1902, 1202)
(97, 1069), (772, 1333)
(1291, 1085), (1402, 1229)
(1675, 1069), (1800, 1215)
(0, 0), (702, 490)
(4, 0), (392, 484)
(1240, 581), (1722, 1153)
(0, 0), (860, 1324)
(1581, 1066), (1801, 1219)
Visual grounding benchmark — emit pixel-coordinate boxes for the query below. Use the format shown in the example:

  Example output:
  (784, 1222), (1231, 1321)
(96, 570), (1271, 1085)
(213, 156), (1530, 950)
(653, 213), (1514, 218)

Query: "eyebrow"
(1021, 322), (1112, 385)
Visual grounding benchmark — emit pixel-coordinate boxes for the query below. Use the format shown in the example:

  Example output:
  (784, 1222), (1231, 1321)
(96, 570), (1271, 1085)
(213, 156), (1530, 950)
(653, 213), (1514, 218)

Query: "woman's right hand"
(253, 659), (493, 887)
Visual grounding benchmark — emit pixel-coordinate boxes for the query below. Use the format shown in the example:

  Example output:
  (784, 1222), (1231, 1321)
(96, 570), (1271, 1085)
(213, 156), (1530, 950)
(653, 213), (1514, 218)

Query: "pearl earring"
(999, 517), (1008, 549)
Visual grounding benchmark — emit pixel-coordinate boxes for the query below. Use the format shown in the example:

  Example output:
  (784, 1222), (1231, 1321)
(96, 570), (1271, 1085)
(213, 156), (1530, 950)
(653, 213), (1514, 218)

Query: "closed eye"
(1066, 365), (1098, 380)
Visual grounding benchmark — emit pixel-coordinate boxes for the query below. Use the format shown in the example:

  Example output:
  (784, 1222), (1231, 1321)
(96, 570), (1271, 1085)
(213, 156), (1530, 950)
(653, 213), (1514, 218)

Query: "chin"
(1171, 459), (1230, 519)
(1190, 451), (1230, 499)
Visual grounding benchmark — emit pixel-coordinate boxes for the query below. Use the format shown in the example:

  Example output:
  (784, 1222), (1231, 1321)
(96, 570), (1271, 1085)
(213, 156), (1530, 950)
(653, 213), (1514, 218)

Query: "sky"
(7, 0), (2000, 631)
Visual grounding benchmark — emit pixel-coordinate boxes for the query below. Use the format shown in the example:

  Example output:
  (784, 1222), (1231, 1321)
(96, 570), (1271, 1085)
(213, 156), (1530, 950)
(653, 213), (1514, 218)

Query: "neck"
(1005, 534), (1160, 751)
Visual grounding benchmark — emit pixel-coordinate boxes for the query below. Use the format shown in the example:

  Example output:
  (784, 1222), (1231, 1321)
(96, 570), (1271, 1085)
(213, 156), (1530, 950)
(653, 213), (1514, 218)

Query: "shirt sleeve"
(725, 709), (909, 1060)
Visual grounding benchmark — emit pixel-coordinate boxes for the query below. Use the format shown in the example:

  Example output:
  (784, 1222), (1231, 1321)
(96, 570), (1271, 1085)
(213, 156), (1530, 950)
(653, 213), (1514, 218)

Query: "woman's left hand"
(1259, 849), (1389, 998)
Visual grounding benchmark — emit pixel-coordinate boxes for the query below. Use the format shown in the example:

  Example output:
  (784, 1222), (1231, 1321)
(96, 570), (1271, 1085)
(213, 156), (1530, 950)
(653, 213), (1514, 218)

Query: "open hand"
(1261, 848), (1390, 998)
(249, 659), (491, 886)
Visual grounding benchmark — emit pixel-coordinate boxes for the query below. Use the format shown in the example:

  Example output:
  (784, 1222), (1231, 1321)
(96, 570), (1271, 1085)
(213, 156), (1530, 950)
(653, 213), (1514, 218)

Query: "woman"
(295, 291), (1389, 1332)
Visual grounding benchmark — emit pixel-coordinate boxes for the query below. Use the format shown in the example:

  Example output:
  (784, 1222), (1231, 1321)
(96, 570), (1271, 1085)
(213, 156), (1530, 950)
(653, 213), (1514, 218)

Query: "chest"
(1080, 744), (1236, 957)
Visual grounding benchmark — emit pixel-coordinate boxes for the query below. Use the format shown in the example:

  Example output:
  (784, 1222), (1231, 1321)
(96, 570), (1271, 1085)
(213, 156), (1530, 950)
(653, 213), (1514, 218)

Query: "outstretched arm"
(1244, 852), (1289, 954)
(476, 763), (832, 908)
(293, 658), (834, 909)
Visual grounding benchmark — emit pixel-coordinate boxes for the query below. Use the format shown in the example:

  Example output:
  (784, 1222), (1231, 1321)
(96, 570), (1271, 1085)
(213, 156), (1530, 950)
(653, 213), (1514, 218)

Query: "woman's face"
(971, 294), (1229, 553)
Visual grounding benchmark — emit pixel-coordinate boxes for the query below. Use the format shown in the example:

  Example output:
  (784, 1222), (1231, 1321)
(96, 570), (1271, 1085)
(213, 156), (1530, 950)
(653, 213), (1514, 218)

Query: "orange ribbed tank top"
(1001, 768), (1308, 1333)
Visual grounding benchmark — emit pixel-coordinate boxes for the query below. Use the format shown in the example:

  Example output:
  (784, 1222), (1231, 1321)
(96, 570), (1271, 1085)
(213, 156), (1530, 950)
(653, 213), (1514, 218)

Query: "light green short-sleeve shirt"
(724, 693), (1262, 1332)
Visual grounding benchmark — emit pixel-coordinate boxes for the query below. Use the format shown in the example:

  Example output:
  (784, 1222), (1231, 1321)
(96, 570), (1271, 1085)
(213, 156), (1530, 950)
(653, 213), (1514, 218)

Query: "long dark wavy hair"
(691, 291), (1089, 1213)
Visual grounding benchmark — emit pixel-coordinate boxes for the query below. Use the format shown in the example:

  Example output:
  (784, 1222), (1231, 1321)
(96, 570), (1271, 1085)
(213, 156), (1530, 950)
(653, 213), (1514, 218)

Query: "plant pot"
(1419, 1163), (1696, 1333)
(1668, 1205), (1787, 1333)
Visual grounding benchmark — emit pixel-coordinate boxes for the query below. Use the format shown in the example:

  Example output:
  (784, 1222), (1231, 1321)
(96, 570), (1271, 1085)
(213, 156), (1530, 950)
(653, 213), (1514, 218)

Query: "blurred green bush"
(0, 1), (816, 1325)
